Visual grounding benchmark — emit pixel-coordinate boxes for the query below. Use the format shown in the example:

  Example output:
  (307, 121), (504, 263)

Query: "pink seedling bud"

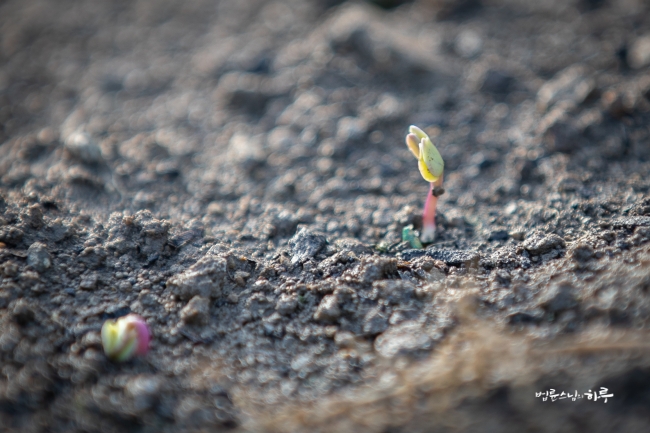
(101, 313), (151, 362)
(405, 125), (445, 243)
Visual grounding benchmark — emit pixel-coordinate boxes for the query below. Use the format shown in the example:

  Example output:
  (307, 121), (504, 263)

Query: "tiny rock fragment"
(362, 308), (389, 336)
(166, 255), (227, 300)
(611, 216), (650, 229)
(180, 296), (210, 325)
(289, 227), (327, 265)
(425, 249), (480, 268)
(276, 293), (298, 316)
(539, 284), (577, 314)
(570, 243), (594, 263)
(314, 294), (340, 322)
(374, 321), (433, 359)
(79, 273), (98, 290)
(64, 130), (103, 164)
(27, 242), (51, 273)
(522, 233), (566, 255)
(628, 34), (650, 69)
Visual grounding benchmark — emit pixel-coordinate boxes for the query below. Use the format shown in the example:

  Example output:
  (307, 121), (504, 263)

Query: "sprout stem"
(421, 177), (443, 243)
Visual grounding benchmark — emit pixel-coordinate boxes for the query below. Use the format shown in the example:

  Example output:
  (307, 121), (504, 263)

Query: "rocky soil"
(1, 0), (650, 432)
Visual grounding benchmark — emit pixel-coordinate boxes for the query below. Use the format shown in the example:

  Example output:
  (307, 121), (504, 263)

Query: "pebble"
(539, 284), (577, 314)
(125, 375), (162, 414)
(64, 130), (103, 164)
(431, 250), (480, 267)
(522, 233), (565, 255)
(180, 296), (210, 325)
(314, 295), (340, 322)
(570, 243), (594, 263)
(374, 321), (433, 358)
(289, 227), (327, 265)
(166, 256), (227, 300)
(611, 216), (650, 229)
(79, 273), (98, 290)
(362, 308), (388, 336)
(276, 293), (298, 316)
(27, 242), (51, 273)
(455, 29), (483, 58)
(628, 34), (650, 69)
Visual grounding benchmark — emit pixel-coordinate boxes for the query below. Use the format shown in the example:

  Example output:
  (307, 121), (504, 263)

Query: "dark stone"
(425, 249), (480, 267)
(571, 243), (594, 262)
(488, 229), (510, 241)
(398, 249), (427, 261)
(480, 70), (516, 95)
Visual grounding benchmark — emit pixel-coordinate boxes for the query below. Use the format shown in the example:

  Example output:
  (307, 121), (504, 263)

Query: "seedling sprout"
(405, 125), (445, 244)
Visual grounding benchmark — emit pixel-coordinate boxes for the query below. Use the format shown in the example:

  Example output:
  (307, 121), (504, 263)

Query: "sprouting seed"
(101, 313), (151, 362)
(405, 125), (445, 244)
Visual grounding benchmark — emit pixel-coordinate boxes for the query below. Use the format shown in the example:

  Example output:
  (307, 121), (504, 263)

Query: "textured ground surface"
(1, 0), (650, 432)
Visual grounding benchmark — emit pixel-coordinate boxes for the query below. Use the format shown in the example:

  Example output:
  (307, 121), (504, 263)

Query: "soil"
(1, 0), (650, 432)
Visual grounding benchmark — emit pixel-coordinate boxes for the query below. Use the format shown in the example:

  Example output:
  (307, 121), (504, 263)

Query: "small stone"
(628, 34), (650, 69)
(246, 293), (273, 319)
(180, 296), (210, 325)
(314, 295), (340, 322)
(539, 284), (577, 314)
(522, 233), (565, 255)
(570, 243), (594, 263)
(79, 273), (98, 290)
(334, 238), (371, 256)
(425, 249), (480, 267)
(507, 308), (544, 324)
(12, 299), (36, 325)
(289, 227), (327, 265)
(488, 229), (509, 241)
(455, 29), (483, 58)
(125, 375), (162, 414)
(0, 227), (24, 246)
(64, 130), (103, 164)
(374, 321), (433, 358)
(362, 308), (388, 336)
(24, 204), (44, 228)
(206, 202), (225, 216)
(276, 293), (298, 316)
(509, 229), (525, 241)
(611, 216), (650, 229)
(27, 242), (51, 273)
(166, 255), (227, 300)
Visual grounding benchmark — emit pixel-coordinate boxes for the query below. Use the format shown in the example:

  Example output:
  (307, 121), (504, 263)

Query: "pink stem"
(422, 176), (443, 243)
(422, 183), (437, 231)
